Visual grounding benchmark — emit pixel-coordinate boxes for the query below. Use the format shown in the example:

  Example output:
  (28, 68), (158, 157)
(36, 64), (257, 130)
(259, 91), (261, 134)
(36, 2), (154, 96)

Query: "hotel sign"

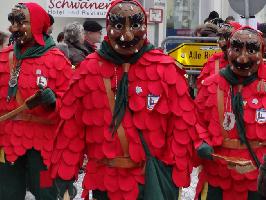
(46, 0), (112, 18)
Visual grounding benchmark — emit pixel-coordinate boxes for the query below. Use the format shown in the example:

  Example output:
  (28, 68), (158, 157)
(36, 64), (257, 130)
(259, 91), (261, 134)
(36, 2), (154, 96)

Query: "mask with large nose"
(8, 4), (34, 47)
(228, 28), (264, 77)
(106, 1), (147, 56)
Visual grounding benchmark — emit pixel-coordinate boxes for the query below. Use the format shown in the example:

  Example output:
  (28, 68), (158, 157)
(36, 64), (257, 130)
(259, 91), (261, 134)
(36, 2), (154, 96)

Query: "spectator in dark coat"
(64, 22), (89, 68)
(83, 20), (102, 54)
(56, 31), (69, 58)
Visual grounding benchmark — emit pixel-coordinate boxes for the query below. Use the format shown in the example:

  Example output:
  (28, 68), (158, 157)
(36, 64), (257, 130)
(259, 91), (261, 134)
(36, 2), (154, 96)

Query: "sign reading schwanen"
(47, 0), (112, 18)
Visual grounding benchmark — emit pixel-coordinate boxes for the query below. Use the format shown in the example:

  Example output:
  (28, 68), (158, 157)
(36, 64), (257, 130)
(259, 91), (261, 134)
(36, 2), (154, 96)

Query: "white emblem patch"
(135, 86), (143, 94)
(37, 76), (47, 88)
(252, 98), (259, 105)
(256, 108), (266, 124)
(36, 69), (47, 89)
(223, 112), (235, 131)
(147, 94), (160, 110)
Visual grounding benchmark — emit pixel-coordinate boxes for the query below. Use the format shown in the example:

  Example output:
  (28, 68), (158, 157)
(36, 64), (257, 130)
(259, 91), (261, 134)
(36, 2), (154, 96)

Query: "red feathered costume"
(0, 2), (72, 167)
(197, 21), (242, 90)
(197, 52), (228, 90)
(194, 27), (266, 200)
(50, 0), (196, 199)
(0, 2), (72, 200)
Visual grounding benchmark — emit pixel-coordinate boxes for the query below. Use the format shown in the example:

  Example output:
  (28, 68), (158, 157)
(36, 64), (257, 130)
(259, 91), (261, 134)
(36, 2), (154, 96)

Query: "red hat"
(23, 2), (50, 46)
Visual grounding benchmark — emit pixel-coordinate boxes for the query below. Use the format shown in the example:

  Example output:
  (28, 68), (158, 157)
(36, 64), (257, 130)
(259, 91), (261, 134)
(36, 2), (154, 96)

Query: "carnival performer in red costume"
(197, 22), (242, 89)
(195, 26), (266, 200)
(197, 21), (242, 88)
(258, 155), (266, 197)
(194, 21), (242, 199)
(0, 2), (72, 200)
(50, 0), (197, 199)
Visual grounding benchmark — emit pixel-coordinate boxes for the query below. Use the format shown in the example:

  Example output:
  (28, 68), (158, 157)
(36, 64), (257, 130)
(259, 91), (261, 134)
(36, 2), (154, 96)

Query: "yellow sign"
(168, 43), (222, 69)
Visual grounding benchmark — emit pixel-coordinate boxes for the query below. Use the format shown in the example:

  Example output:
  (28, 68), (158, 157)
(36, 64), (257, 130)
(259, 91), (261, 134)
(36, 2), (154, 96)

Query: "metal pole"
(244, 0), (250, 26)
(154, 23), (159, 47)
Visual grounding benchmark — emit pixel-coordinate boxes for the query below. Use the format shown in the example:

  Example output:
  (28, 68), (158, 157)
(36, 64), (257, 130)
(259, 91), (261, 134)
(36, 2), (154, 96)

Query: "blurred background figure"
(47, 14), (54, 35)
(57, 31), (64, 43)
(83, 20), (102, 54)
(193, 23), (219, 38)
(64, 21), (89, 67)
(56, 31), (69, 58)
(210, 18), (224, 28)
(225, 15), (235, 23)
(0, 31), (9, 50)
(257, 23), (266, 58)
(204, 10), (219, 24)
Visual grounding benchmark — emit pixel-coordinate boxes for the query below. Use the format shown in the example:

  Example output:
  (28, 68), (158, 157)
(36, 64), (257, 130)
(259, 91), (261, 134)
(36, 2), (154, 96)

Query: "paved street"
(25, 168), (199, 200)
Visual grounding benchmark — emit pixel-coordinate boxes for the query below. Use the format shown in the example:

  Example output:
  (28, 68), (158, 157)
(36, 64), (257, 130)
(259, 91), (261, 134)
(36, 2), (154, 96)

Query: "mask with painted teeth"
(9, 31), (24, 44)
(232, 60), (254, 70)
(8, 3), (34, 46)
(115, 37), (140, 48)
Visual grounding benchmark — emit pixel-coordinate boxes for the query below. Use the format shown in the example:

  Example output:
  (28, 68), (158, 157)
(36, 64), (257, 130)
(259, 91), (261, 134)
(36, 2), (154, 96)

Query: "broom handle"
(0, 103), (28, 122)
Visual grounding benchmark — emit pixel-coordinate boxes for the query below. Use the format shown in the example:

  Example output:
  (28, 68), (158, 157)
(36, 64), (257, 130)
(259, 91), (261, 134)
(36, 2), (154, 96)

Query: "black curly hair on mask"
(8, 3), (27, 45)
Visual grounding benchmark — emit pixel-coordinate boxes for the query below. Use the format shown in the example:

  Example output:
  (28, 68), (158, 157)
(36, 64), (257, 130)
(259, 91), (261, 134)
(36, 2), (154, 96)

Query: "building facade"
(0, 0), (265, 48)
(166, 0), (266, 37)
(0, 0), (165, 47)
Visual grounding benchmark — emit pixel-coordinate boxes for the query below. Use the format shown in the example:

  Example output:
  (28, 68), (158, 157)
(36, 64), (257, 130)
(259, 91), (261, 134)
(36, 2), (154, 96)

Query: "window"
(167, 0), (199, 35)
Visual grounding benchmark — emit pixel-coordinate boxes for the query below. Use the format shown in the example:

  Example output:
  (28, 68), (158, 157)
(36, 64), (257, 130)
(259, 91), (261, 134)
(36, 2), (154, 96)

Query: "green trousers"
(198, 184), (264, 200)
(0, 149), (57, 200)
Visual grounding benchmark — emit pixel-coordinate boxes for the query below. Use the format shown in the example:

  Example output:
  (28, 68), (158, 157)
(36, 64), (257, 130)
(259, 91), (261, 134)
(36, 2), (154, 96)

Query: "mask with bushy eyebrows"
(228, 28), (264, 77)
(8, 4), (34, 46)
(106, 1), (147, 56)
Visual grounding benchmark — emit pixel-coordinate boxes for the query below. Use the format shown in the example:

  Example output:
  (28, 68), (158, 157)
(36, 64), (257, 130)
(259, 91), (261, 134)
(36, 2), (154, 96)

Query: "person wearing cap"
(50, 0), (196, 199)
(83, 20), (102, 53)
(194, 27), (266, 200)
(197, 21), (242, 90)
(0, 2), (72, 200)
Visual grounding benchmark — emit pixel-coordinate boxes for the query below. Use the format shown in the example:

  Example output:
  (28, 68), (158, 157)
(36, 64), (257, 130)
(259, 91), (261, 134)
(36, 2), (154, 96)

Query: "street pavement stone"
(25, 168), (199, 200)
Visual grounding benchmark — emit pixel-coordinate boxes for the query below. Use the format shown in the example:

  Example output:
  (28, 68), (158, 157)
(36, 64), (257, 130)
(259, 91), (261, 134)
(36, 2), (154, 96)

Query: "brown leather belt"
(222, 138), (266, 149)
(1, 112), (54, 125)
(99, 157), (143, 168)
